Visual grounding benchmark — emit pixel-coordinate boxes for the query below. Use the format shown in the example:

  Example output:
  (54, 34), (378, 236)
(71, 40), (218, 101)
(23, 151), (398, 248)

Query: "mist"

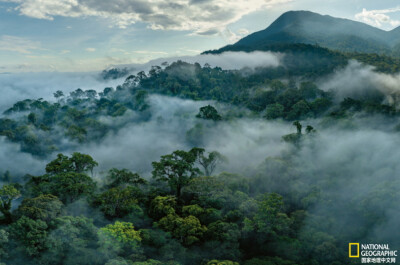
(1, 53), (400, 261)
(318, 60), (400, 104)
(0, 72), (123, 113)
(77, 95), (291, 176)
(113, 51), (283, 74)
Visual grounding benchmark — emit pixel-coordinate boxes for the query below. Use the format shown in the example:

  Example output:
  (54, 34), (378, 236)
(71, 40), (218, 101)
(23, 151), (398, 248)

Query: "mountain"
(205, 10), (400, 55)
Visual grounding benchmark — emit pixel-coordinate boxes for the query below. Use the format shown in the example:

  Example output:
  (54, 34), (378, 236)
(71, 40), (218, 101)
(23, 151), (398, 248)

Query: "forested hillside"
(208, 10), (400, 57)
(0, 41), (400, 265)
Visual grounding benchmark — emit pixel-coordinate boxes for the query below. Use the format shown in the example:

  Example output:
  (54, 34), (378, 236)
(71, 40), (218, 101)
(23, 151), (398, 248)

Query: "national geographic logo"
(349, 243), (398, 264)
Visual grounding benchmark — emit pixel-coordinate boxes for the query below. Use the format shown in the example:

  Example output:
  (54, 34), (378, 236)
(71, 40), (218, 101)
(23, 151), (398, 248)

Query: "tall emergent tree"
(191, 148), (226, 176)
(0, 184), (20, 223)
(45, 152), (98, 175)
(196, 105), (222, 121)
(152, 149), (201, 199)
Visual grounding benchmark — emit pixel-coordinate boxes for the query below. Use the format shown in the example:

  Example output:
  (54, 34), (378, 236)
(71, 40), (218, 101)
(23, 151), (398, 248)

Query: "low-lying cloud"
(119, 51), (283, 74)
(318, 60), (400, 104)
(0, 72), (122, 112)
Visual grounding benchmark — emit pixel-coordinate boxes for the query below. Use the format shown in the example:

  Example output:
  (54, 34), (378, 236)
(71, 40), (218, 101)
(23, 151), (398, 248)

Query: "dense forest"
(0, 43), (400, 264)
(1, 44), (399, 158)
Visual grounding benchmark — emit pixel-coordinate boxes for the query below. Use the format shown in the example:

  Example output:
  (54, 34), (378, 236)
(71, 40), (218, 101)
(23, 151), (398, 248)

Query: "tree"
(105, 168), (147, 189)
(152, 149), (201, 199)
(310, 98), (332, 115)
(292, 121), (302, 135)
(69, 152), (98, 175)
(99, 221), (142, 256)
(306, 125), (315, 134)
(46, 172), (96, 203)
(45, 216), (101, 265)
(0, 184), (20, 223)
(287, 100), (311, 120)
(53, 90), (64, 100)
(9, 216), (48, 256)
(196, 105), (222, 121)
(45, 153), (98, 175)
(158, 214), (207, 245)
(95, 187), (143, 218)
(28, 172), (96, 204)
(27, 112), (37, 124)
(70, 88), (84, 99)
(192, 148), (226, 176)
(149, 196), (177, 220)
(16, 194), (63, 223)
(85, 89), (97, 99)
(103, 87), (114, 96)
(265, 103), (284, 119)
(243, 193), (290, 239)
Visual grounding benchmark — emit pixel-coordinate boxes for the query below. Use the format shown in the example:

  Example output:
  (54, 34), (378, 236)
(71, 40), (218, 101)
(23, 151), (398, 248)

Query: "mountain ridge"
(206, 10), (400, 55)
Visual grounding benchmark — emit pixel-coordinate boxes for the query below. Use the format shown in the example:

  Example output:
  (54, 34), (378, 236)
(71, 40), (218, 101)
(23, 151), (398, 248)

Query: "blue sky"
(1, 0), (400, 72)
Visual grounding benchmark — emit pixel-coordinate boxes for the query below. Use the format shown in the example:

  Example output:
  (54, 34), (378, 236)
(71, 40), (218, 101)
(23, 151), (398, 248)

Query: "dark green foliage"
(152, 148), (201, 199)
(265, 103), (284, 119)
(45, 216), (101, 265)
(15, 194), (63, 222)
(101, 68), (129, 80)
(1, 42), (399, 160)
(0, 184), (20, 224)
(0, 144), (396, 265)
(0, 88), (150, 157)
(45, 153), (98, 175)
(94, 187), (144, 218)
(196, 105), (222, 121)
(105, 168), (147, 189)
(28, 172), (96, 203)
(1, 35), (400, 265)
(9, 216), (48, 256)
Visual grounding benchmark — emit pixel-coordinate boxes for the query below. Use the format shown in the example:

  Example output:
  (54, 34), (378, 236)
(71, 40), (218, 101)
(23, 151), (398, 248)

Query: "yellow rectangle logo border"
(349, 243), (359, 258)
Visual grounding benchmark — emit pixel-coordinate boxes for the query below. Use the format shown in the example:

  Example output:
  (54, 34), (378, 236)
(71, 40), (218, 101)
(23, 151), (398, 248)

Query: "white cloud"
(355, 7), (400, 29)
(0, 35), (41, 54)
(85, 47), (96, 52)
(2, 0), (291, 34)
(220, 28), (250, 43)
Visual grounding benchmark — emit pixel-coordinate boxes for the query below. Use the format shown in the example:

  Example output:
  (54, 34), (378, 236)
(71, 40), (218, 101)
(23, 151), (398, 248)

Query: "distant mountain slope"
(206, 10), (400, 55)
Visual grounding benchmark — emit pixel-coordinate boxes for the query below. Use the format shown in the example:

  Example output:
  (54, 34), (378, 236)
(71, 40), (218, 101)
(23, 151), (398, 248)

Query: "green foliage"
(27, 172), (96, 203)
(152, 149), (201, 199)
(158, 214), (207, 245)
(99, 221), (141, 246)
(45, 153), (98, 175)
(16, 194), (63, 222)
(0, 184), (20, 223)
(0, 42), (399, 263)
(45, 216), (101, 265)
(149, 196), (177, 220)
(265, 104), (284, 119)
(196, 105), (222, 121)
(94, 187), (143, 218)
(105, 168), (147, 188)
(243, 193), (290, 238)
(194, 148), (226, 176)
(9, 216), (48, 256)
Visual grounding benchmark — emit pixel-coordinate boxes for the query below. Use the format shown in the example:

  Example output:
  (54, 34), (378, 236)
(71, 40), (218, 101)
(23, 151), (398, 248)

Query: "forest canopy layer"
(0, 45), (400, 265)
